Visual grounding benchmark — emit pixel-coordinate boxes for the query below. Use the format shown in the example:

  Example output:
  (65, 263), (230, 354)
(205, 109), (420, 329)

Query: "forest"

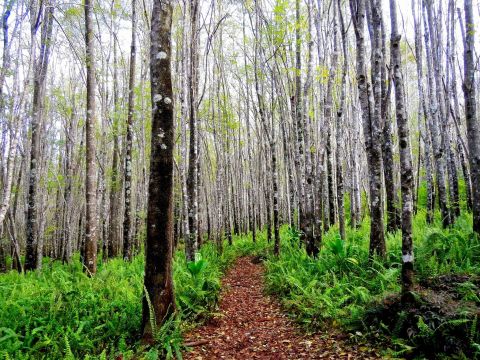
(0, 0), (480, 358)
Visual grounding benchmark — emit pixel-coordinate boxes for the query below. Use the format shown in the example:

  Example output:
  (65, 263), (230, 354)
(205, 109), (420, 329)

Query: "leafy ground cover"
(0, 234), (268, 359)
(2, 185), (479, 359)
(264, 211), (480, 359)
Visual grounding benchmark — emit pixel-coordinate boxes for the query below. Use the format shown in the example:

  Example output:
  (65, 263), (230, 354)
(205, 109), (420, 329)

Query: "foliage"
(0, 255), (142, 359)
(2, 183), (479, 359)
(264, 223), (399, 331)
(0, 234), (268, 359)
(264, 209), (480, 358)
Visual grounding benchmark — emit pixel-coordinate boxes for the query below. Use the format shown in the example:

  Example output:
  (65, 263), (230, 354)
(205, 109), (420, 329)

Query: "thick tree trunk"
(83, 0), (98, 275)
(179, 1), (190, 250)
(380, 10), (398, 233)
(463, 0), (480, 233)
(390, 0), (414, 299)
(186, 0), (199, 262)
(351, 0), (386, 257)
(337, 0), (347, 241)
(142, 0), (175, 341)
(301, 0), (318, 256)
(294, 0), (306, 245)
(25, 3), (54, 271)
(369, 0), (386, 256)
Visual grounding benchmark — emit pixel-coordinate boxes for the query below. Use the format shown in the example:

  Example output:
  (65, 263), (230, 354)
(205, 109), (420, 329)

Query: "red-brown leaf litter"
(183, 257), (381, 359)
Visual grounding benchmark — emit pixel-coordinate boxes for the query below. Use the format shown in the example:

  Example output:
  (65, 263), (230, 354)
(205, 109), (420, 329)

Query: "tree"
(350, 0), (386, 258)
(107, 1), (121, 260)
(390, 0), (414, 298)
(186, 0), (200, 262)
(0, 0), (18, 229)
(412, 0), (435, 224)
(123, 0), (137, 261)
(423, 0), (451, 228)
(251, 0), (280, 255)
(142, 0), (175, 341)
(463, 0), (480, 234)
(25, 2), (54, 271)
(83, 0), (98, 275)
(324, 2), (339, 232)
(336, 0), (347, 241)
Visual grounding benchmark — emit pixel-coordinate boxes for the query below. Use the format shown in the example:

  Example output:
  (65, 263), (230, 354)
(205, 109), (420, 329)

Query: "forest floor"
(182, 256), (381, 359)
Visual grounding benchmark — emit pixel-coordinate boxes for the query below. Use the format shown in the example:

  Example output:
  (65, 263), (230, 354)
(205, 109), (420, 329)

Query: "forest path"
(182, 257), (380, 359)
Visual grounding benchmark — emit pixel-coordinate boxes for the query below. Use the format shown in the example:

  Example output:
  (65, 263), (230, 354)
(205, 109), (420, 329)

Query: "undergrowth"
(3, 182), (479, 359)
(0, 233), (268, 359)
(264, 210), (480, 358)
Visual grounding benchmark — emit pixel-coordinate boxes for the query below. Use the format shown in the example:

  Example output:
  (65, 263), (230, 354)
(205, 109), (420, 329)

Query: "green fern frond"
(144, 285), (157, 337)
(64, 334), (75, 360)
(470, 316), (478, 346)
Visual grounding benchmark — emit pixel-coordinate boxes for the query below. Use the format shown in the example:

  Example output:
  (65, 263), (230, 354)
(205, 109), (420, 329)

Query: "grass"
(0, 233), (269, 359)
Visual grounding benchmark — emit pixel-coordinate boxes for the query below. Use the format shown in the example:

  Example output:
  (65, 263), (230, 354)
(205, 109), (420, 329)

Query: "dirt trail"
(183, 257), (381, 359)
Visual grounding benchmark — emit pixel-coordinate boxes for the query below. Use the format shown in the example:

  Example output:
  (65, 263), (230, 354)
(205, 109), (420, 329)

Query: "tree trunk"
(336, 0), (346, 241)
(463, 0), (480, 233)
(0, 128), (17, 226)
(83, 0), (98, 275)
(123, 0), (137, 261)
(107, 26), (121, 259)
(180, 1), (190, 250)
(412, 0), (435, 223)
(186, 0), (199, 262)
(390, 0), (414, 299)
(142, 0), (175, 341)
(351, 0), (386, 257)
(294, 0), (305, 241)
(424, 0), (451, 227)
(25, 3), (54, 271)
(324, 43), (337, 230)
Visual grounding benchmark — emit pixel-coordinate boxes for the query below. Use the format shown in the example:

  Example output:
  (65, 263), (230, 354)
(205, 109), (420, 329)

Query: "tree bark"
(424, 0), (451, 227)
(142, 0), (175, 341)
(463, 0), (480, 233)
(107, 18), (121, 260)
(25, 3), (54, 271)
(390, 0), (414, 299)
(83, 0), (98, 275)
(0, 128), (17, 226)
(186, 0), (199, 262)
(123, 0), (137, 261)
(336, 0), (346, 241)
(351, 0), (386, 257)
(412, 0), (435, 223)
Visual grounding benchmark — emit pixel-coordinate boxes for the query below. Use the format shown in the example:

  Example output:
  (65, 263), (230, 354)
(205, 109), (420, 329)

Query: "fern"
(471, 316), (478, 347)
(99, 349), (107, 360)
(64, 334), (74, 360)
(144, 285), (157, 338)
(416, 316), (434, 338)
